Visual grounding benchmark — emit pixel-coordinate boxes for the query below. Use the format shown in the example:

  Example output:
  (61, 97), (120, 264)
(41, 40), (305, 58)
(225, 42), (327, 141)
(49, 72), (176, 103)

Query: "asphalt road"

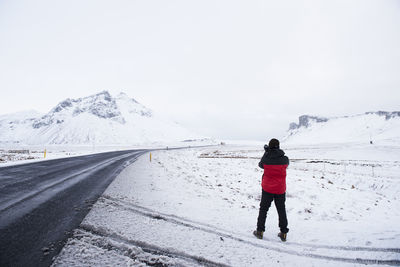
(0, 149), (147, 267)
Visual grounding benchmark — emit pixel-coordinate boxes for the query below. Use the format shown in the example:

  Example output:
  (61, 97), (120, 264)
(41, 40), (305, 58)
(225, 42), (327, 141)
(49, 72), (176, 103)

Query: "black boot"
(253, 230), (264, 239)
(278, 232), (287, 242)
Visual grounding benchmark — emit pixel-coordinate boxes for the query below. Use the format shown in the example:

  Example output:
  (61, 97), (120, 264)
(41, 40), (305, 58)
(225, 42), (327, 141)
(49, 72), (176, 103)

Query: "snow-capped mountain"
(284, 111), (400, 145)
(0, 91), (200, 145)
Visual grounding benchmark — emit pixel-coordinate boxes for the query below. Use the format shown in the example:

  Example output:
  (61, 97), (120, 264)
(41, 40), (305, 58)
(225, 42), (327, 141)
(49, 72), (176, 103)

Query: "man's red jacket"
(259, 146), (289, 194)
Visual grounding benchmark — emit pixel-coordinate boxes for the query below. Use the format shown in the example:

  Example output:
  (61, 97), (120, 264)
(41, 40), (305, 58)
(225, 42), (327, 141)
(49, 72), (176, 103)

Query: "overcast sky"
(0, 0), (399, 140)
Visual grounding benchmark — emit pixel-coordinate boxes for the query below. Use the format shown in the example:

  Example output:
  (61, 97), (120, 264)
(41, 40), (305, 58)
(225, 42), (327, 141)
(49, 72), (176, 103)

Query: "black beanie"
(268, 138), (280, 149)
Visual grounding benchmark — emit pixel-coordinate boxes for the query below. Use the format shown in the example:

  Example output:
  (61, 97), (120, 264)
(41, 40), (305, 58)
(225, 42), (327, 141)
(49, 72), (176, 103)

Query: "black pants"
(257, 190), (289, 233)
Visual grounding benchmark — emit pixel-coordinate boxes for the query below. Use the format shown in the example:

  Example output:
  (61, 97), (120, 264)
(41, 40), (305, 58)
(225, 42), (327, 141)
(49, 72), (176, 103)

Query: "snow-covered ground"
(53, 144), (400, 266)
(0, 139), (217, 167)
(0, 147), (97, 167)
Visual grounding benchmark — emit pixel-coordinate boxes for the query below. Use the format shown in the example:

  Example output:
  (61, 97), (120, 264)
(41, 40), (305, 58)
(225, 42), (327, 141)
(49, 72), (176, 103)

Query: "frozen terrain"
(53, 143), (400, 266)
(285, 112), (400, 146)
(0, 147), (100, 167)
(0, 91), (201, 146)
(0, 138), (215, 167)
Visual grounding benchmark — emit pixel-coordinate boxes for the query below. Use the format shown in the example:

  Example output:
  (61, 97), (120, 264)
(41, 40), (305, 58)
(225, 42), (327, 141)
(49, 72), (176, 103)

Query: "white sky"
(0, 0), (399, 140)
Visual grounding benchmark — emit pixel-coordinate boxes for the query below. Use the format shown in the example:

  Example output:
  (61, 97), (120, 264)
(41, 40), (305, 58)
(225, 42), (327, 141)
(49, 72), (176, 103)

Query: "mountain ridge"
(0, 91), (199, 146)
(284, 111), (400, 145)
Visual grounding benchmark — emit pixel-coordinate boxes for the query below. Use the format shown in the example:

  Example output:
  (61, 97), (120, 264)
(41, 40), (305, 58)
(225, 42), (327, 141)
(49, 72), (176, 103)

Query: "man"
(253, 138), (289, 241)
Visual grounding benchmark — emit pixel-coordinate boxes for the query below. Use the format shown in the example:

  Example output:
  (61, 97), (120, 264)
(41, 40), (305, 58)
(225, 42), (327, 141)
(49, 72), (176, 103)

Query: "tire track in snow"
(100, 195), (400, 266)
(69, 228), (186, 266)
(78, 224), (230, 267)
(102, 195), (400, 253)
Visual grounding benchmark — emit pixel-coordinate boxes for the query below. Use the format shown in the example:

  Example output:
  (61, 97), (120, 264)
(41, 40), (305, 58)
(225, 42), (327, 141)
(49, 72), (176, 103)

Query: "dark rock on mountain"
(289, 115), (329, 130)
(365, 111), (400, 120)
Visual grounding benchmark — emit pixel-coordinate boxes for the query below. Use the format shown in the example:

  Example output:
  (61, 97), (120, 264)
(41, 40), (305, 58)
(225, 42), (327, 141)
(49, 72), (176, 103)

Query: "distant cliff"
(284, 111), (400, 145)
(289, 115), (329, 130)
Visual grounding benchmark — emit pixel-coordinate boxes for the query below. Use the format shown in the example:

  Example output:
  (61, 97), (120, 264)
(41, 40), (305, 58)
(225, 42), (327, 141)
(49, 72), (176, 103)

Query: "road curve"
(0, 149), (147, 267)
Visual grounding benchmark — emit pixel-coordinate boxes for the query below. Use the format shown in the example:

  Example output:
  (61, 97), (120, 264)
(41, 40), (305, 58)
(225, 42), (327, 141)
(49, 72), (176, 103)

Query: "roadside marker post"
(150, 152), (152, 162)
(44, 149), (46, 159)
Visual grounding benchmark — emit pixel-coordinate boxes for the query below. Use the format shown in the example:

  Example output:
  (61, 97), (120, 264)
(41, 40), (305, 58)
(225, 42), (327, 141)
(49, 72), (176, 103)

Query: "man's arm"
(258, 161), (264, 169)
(258, 145), (269, 169)
(258, 153), (267, 169)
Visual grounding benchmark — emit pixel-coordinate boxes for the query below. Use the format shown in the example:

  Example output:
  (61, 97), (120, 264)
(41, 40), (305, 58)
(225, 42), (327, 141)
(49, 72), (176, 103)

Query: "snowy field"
(0, 140), (215, 167)
(53, 144), (400, 266)
(0, 147), (96, 167)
